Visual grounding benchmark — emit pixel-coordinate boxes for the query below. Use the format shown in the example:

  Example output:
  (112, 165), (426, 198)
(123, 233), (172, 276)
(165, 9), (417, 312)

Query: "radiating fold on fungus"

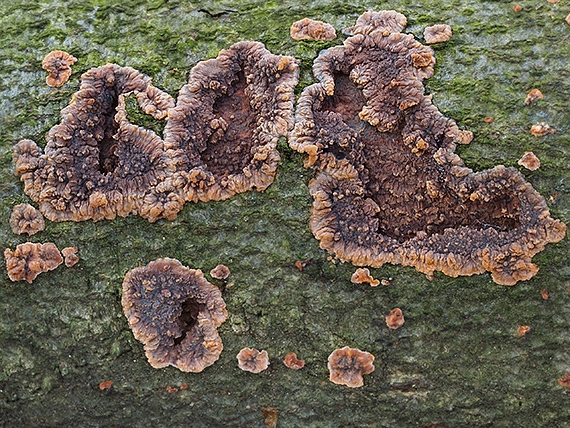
(14, 42), (298, 222)
(164, 41), (298, 202)
(121, 258), (228, 372)
(290, 10), (566, 285)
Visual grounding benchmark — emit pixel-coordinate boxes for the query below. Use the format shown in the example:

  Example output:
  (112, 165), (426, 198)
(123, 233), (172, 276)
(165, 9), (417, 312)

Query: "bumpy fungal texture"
(283, 352), (305, 370)
(351, 267), (379, 286)
(61, 246), (79, 267)
(518, 152), (540, 171)
(290, 10), (567, 285)
(327, 346), (375, 388)
(290, 18), (337, 41)
(386, 308), (405, 329)
(210, 264), (230, 280)
(236, 347), (270, 373)
(42, 50), (77, 87)
(10, 203), (45, 236)
(164, 41), (298, 203)
(423, 24), (452, 44)
(13, 64), (183, 223)
(4, 242), (63, 283)
(121, 258), (228, 373)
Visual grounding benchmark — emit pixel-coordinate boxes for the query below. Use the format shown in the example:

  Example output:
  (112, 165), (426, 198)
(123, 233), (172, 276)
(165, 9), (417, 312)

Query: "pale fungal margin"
(121, 258), (228, 373)
(237, 347), (270, 373)
(328, 346), (375, 388)
(290, 9), (566, 285)
(42, 50), (77, 87)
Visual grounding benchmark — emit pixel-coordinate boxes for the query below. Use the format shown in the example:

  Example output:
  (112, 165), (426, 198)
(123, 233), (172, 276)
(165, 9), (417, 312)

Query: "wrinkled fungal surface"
(236, 347), (270, 373)
(423, 24), (452, 44)
(10, 203), (45, 236)
(164, 41), (298, 202)
(290, 18), (337, 41)
(121, 258), (228, 373)
(290, 10), (567, 285)
(13, 64), (182, 223)
(327, 346), (375, 388)
(42, 50), (77, 87)
(4, 242), (63, 283)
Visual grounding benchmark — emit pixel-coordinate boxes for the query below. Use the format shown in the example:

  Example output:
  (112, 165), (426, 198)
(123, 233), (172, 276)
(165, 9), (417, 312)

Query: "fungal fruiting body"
(290, 10), (566, 285)
(423, 24), (452, 43)
(518, 152), (540, 171)
(121, 258), (228, 372)
(328, 346), (375, 388)
(4, 242), (63, 283)
(42, 50), (77, 87)
(290, 18), (337, 41)
(283, 352), (305, 370)
(164, 41), (298, 203)
(13, 64), (182, 223)
(236, 347), (270, 373)
(10, 203), (45, 236)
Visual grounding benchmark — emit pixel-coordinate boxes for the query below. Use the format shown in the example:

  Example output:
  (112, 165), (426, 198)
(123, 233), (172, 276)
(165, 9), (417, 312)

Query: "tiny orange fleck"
(180, 383), (189, 390)
(165, 385), (178, 393)
(558, 372), (570, 388)
(262, 407), (279, 428)
(513, 4), (522, 12)
(541, 289), (549, 300)
(386, 308), (405, 329)
(524, 88), (543, 104)
(295, 260), (304, 271)
(283, 352), (306, 370)
(381, 279), (391, 286)
(99, 380), (113, 391)
(484, 116), (494, 123)
(517, 324), (531, 337)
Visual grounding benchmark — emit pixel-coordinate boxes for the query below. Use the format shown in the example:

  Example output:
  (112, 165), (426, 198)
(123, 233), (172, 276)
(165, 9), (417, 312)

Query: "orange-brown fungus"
(164, 41), (298, 203)
(558, 373), (570, 388)
(14, 64), (181, 223)
(290, 18), (337, 41)
(541, 289), (549, 300)
(386, 308), (405, 329)
(517, 324), (531, 337)
(566, 13), (570, 25)
(530, 122), (556, 137)
(351, 267), (380, 286)
(327, 346), (375, 388)
(547, 0), (560, 4)
(290, 10), (566, 286)
(513, 4), (522, 12)
(121, 258), (228, 372)
(518, 151), (540, 171)
(4, 242), (63, 283)
(236, 347), (270, 373)
(10, 203), (45, 236)
(283, 352), (305, 370)
(210, 264), (230, 280)
(61, 246), (79, 267)
(99, 380), (113, 391)
(424, 24), (452, 43)
(262, 407), (279, 428)
(42, 50), (77, 87)
(524, 88), (543, 104)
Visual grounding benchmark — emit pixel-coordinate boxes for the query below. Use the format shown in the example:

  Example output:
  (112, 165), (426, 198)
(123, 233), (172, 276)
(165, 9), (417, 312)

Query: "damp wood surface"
(0, 1), (569, 427)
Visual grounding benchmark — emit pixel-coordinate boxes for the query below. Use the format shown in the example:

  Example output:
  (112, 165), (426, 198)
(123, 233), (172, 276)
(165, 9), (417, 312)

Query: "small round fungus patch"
(210, 264), (230, 280)
(61, 246), (79, 267)
(121, 258), (227, 372)
(328, 346), (375, 388)
(283, 352), (305, 370)
(351, 267), (380, 286)
(10, 203), (45, 236)
(4, 242), (62, 283)
(290, 18), (336, 41)
(237, 348), (270, 373)
(424, 24), (452, 43)
(386, 308), (405, 329)
(42, 50), (77, 87)
(518, 152), (540, 171)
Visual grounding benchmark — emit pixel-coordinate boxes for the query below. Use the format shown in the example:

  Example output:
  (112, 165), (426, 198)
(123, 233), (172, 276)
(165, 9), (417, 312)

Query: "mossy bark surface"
(1, 1), (569, 427)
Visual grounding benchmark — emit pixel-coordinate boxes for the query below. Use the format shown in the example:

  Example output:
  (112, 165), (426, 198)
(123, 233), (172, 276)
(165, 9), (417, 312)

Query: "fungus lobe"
(290, 10), (566, 285)
(121, 258), (228, 372)
(237, 347), (270, 373)
(328, 346), (375, 388)
(42, 50), (77, 87)
(290, 18), (337, 41)
(283, 352), (305, 370)
(4, 242), (63, 283)
(424, 24), (452, 44)
(10, 203), (45, 236)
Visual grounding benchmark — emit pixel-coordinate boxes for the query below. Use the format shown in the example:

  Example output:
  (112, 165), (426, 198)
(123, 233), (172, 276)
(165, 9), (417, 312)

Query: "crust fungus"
(386, 308), (405, 329)
(164, 41), (298, 203)
(290, 10), (567, 286)
(524, 89), (543, 105)
(290, 18), (337, 41)
(10, 203), (45, 236)
(4, 242), (63, 283)
(14, 64), (183, 223)
(61, 246), (79, 267)
(210, 264), (230, 280)
(236, 347), (270, 373)
(558, 373), (570, 388)
(327, 346), (375, 388)
(423, 24), (452, 44)
(121, 258), (228, 372)
(518, 152), (540, 171)
(283, 352), (305, 370)
(530, 122), (556, 136)
(351, 267), (380, 286)
(42, 50), (77, 87)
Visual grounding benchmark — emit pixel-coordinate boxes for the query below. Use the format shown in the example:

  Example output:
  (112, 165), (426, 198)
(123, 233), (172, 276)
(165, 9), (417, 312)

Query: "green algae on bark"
(0, 0), (569, 427)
